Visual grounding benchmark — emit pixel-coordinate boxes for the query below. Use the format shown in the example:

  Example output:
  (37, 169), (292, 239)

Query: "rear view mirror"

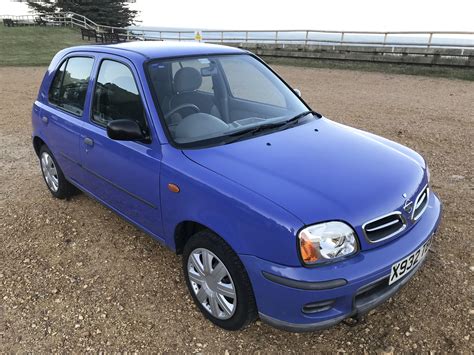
(294, 88), (302, 97)
(201, 65), (218, 77)
(107, 119), (147, 141)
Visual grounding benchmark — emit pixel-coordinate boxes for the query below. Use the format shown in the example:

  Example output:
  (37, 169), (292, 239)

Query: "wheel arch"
(174, 220), (211, 254)
(33, 136), (46, 157)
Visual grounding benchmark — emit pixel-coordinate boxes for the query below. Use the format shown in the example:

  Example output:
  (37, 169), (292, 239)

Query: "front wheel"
(183, 230), (257, 330)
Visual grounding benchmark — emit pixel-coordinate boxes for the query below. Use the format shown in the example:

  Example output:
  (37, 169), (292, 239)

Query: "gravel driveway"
(1, 66), (473, 352)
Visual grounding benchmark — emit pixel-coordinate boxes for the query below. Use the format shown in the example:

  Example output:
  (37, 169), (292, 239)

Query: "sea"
(128, 26), (474, 48)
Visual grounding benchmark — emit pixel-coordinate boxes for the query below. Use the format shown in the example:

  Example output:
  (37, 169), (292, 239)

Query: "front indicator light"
(298, 221), (358, 265)
(300, 232), (318, 263)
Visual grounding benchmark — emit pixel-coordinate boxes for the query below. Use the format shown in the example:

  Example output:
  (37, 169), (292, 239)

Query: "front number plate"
(389, 238), (431, 285)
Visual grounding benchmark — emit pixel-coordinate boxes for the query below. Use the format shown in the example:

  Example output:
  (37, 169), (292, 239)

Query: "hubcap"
(187, 248), (237, 320)
(41, 152), (59, 192)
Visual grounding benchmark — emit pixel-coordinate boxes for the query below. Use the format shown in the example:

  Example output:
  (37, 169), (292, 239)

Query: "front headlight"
(298, 221), (358, 265)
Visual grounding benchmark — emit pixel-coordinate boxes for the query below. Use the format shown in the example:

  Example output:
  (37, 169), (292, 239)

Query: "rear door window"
(48, 57), (94, 116)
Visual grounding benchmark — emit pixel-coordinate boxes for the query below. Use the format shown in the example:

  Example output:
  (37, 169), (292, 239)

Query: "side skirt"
(66, 177), (169, 248)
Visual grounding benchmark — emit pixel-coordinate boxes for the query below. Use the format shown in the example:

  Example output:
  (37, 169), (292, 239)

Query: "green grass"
(264, 56), (474, 81)
(0, 25), (92, 66)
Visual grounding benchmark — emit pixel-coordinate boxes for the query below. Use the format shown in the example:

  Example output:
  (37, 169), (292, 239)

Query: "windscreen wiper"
(223, 122), (285, 144)
(278, 110), (320, 129)
(223, 110), (320, 145)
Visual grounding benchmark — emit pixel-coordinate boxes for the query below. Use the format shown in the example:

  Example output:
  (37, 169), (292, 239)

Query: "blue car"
(32, 41), (442, 332)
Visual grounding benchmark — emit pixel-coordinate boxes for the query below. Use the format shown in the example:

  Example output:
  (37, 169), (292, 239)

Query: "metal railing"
(2, 12), (474, 48)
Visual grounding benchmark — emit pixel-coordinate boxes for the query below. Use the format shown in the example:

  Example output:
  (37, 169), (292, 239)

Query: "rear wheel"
(183, 230), (257, 330)
(39, 145), (76, 199)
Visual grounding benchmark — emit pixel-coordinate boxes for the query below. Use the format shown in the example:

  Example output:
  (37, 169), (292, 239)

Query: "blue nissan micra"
(32, 41), (442, 332)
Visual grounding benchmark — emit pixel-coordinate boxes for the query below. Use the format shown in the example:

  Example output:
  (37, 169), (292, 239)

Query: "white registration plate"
(389, 239), (432, 285)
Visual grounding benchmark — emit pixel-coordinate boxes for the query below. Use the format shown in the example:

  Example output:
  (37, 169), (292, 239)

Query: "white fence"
(2, 12), (474, 49)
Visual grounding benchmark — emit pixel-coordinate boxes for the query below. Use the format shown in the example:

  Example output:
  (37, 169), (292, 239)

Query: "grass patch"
(0, 25), (92, 66)
(264, 56), (474, 81)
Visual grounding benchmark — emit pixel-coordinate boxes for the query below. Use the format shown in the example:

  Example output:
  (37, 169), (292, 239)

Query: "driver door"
(79, 56), (164, 240)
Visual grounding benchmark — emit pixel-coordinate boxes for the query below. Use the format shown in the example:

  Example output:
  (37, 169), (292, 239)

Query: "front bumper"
(240, 192), (442, 332)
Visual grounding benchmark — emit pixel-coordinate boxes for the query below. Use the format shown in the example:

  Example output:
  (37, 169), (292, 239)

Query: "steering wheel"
(165, 104), (200, 122)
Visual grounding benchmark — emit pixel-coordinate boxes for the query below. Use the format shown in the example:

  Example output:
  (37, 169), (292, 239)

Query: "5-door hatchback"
(32, 41), (442, 332)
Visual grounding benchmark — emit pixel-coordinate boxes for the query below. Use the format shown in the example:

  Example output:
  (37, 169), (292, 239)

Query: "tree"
(26, 0), (138, 28)
(26, 0), (57, 15)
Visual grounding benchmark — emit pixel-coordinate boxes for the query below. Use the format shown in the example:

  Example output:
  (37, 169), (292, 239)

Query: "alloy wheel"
(41, 151), (59, 192)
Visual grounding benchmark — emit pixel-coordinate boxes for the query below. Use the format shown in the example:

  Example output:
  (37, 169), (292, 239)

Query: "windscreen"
(147, 54), (310, 147)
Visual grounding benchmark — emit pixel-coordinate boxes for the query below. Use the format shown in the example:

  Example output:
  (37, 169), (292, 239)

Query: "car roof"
(65, 41), (246, 61)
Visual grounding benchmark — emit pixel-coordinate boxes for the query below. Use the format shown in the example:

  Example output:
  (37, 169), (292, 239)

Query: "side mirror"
(294, 88), (302, 97)
(107, 119), (147, 141)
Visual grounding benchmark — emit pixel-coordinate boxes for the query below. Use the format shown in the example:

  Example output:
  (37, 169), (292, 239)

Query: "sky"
(2, 0), (474, 31)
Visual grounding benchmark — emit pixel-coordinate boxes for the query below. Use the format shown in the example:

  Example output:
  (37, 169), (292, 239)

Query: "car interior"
(148, 55), (302, 143)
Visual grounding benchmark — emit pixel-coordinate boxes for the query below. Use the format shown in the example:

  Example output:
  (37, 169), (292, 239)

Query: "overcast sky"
(2, 0), (474, 31)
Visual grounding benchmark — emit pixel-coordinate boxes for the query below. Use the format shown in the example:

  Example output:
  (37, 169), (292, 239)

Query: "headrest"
(174, 67), (202, 93)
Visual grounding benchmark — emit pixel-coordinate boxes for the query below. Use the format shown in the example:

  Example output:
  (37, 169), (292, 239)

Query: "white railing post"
(340, 32), (345, 44)
(221, 31), (224, 43)
(305, 30), (309, 47)
(428, 33), (433, 48)
(275, 31), (278, 44)
(245, 31), (248, 43)
(178, 32), (181, 41)
(383, 32), (387, 46)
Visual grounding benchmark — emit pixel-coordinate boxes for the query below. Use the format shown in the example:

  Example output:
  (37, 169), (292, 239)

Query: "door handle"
(84, 137), (94, 147)
(41, 116), (49, 124)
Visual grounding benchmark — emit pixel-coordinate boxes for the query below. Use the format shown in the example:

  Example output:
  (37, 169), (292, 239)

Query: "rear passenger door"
(41, 56), (95, 183)
(79, 56), (164, 240)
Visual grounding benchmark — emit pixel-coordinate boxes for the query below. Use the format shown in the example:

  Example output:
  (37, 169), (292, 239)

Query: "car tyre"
(183, 230), (257, 330)
(39, 145), (77, 199)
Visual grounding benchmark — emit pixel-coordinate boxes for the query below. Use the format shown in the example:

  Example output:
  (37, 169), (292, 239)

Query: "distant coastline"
(128, 26), (474, 48)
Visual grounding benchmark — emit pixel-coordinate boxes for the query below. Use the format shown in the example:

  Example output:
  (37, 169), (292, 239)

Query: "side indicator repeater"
(168, 183), (180, 193)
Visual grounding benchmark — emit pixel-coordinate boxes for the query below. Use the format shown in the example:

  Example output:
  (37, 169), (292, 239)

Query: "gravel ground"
(1, 66), (473, 352)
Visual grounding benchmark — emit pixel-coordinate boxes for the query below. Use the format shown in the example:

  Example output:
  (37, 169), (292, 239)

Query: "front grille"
(412, 185), (429, 221)
(363, 212), (406, 243)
